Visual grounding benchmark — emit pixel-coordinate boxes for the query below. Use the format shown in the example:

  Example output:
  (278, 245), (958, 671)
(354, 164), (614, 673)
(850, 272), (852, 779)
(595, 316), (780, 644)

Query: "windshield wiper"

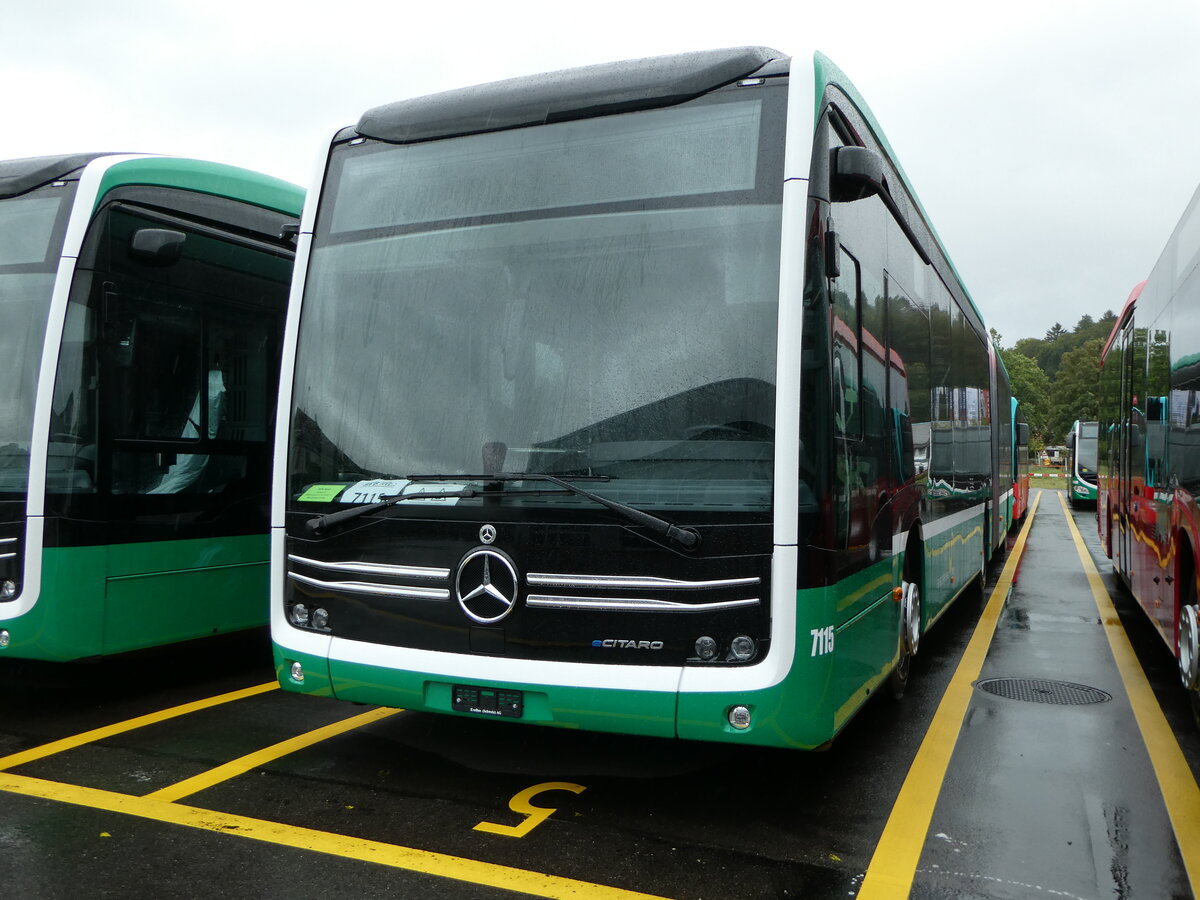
(408, 472), (701, 550)
(304, 487), (576, 535)
(305, 485), (473, 534)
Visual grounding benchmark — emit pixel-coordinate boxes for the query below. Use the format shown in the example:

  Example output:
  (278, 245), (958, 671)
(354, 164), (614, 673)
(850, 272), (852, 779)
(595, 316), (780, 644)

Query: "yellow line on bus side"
(145, 706), (403, 802)
(0, 682), (278, 772)
(0, 771), (670, 900)
(856, 490), (1043, 900)
(1057, 491), (1200, 896)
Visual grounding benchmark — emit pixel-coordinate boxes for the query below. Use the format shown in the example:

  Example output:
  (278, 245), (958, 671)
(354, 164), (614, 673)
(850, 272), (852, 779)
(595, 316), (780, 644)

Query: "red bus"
(1098, 191), (1200, 725)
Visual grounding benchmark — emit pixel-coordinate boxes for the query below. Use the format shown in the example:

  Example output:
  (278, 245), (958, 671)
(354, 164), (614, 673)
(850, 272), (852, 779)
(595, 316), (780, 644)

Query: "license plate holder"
(452, 684), (523, 718)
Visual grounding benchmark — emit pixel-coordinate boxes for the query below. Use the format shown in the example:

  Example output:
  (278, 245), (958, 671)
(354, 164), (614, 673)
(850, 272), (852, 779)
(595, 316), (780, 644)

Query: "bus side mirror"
(1066, 431), (1075, 450)
(831, 146), (888, 202)
(129, 228), (186, 266)
(1017, 423), (1030, 446)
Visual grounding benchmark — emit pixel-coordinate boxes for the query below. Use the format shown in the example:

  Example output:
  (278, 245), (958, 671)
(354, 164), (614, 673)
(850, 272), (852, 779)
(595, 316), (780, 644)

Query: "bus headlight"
(290, 661), (304, 684)
(311, 608), (330, 630)
(730, 635), (756, 661)
(0, 630), (9, 649)
(290, 604), (310, 627)
(0, 581), (15, 600)
(695, 636), (718, 661)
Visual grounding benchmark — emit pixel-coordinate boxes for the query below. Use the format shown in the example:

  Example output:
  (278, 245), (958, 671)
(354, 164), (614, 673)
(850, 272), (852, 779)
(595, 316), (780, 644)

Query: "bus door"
(1116, 321), (1137, 580)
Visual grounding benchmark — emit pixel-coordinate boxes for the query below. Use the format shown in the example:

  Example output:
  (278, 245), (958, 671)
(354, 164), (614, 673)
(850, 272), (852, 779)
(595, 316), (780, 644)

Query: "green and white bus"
(275, 47), (1014, 749)
(1065, 419), (1099, 507)
(0, 153), (302, 660)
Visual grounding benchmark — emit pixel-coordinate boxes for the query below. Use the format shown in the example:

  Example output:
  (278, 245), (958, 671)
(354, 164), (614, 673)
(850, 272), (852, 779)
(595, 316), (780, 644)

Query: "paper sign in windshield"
(341, 479), (461, 505)
(297, 484), (347, 503)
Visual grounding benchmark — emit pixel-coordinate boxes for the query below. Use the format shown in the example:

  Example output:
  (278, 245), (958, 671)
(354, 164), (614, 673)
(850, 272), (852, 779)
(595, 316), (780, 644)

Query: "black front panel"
(284, 513), (771, 667)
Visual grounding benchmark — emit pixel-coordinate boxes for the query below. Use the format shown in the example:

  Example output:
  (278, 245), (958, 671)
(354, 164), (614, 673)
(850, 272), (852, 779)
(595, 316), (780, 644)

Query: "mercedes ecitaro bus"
(0, 153), (301, 660)
(1100, 178), (1200, 725)
(274, 47), (1016, 748)
(1065, 419), (1099, 507)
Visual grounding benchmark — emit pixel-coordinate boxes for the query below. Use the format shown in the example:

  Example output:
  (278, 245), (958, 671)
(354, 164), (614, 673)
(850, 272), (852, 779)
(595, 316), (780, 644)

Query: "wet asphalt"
(915, 495), (1197, 899)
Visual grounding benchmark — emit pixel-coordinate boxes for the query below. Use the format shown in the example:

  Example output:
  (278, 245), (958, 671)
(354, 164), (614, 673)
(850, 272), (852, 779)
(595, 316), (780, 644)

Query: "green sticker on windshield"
(297, 484), (346, 503)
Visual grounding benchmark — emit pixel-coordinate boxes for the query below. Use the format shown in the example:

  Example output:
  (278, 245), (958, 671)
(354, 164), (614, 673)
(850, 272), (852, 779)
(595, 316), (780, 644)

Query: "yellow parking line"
(1057, 492), (1200, 896)
(146, 706), (402, 802)
(0, 682), (278, 772)
(857, 491), (1043, 899)
(0, 772), (670, 900)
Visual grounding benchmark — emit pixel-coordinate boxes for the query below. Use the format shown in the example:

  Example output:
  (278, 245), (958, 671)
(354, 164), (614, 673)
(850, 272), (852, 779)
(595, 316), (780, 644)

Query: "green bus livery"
(274, 48), (1018, 748)
(0, 153), (302, 660)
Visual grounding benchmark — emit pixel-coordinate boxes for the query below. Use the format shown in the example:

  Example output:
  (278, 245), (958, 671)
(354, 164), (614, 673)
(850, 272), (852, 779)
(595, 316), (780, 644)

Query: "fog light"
(0, 630), (9, 648)
(728, 705), (752, 729)
(695, 635), (718, 661)
(311, 607), (329, 630)
(290, 603), (310, 627)
(290, 661), (304, 684)
(730, 635), (756, 661)
(0, 581), (15, 600)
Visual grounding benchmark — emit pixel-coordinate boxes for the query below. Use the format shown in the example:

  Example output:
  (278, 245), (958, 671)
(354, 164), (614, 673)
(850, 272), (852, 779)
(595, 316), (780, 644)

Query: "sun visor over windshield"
(354, 46), (788, 145)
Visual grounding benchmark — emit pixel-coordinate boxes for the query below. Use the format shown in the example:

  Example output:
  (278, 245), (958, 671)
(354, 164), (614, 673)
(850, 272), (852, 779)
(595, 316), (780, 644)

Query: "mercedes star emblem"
(455, 548), (518, 624)
(479, 524), (497, 544)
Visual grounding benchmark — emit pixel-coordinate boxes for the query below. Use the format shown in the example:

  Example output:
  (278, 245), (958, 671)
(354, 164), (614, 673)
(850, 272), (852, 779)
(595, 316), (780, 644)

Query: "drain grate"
(975, 678), (1112, 705)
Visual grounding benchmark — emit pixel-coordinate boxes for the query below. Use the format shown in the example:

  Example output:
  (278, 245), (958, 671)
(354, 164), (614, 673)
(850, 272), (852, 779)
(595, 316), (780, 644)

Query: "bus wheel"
(1178, 600), (1200, 727)
(889, 578), (922, 698)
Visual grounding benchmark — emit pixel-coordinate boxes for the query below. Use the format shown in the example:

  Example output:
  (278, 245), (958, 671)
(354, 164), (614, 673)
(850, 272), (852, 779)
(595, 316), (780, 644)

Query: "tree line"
(991, 311), (1118, 452)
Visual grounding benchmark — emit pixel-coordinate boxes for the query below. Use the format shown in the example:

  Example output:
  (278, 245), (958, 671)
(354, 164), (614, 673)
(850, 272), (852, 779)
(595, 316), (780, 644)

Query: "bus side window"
(832, 248), (861, 438)
(1145, 328), (1170, 488)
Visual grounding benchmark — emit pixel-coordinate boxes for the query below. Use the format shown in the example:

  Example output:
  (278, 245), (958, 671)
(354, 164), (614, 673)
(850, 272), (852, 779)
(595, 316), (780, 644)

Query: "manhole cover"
(975, 678), (1111, 705)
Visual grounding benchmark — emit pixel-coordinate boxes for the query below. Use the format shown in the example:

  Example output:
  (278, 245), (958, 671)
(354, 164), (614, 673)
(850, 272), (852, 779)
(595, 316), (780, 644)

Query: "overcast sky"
(4, 0), (1198, 345)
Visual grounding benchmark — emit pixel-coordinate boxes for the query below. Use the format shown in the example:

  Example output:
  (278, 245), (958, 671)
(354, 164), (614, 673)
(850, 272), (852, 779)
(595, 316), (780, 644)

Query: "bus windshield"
(1077, 422), (1099, 477)
(0, 184), (71, 490)
(291, 86), (786, 515)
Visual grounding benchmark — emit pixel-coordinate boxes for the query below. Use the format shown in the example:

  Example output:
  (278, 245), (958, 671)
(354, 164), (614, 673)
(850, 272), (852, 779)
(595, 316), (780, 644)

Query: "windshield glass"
(290, 84), (785, 517)
(1077, 422), (1098, 476)
(0, 182), (73, 492)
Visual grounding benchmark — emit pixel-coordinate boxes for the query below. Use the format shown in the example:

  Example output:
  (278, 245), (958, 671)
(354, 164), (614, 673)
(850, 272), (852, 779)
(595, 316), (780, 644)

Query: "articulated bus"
(0, 153), (302, 660)
(1065, 419), (1099, 507)
(274, 47), (1017, 749)
(1099, 181), (1200, 724)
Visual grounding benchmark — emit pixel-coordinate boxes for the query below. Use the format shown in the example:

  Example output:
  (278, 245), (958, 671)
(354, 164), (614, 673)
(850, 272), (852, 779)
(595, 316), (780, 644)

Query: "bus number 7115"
(811, 626), (835, 657)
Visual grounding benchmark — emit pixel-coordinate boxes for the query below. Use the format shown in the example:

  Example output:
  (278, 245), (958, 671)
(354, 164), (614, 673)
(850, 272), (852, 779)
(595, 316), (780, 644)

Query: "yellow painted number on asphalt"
(474, 781), (587, 838)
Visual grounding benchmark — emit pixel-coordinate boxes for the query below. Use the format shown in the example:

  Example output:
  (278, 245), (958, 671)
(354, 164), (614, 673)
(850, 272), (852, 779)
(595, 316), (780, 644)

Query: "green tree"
(1045, 322), (1067, 341)
(999, 349), (1052, 441)
(1048, 338), (1104, 442)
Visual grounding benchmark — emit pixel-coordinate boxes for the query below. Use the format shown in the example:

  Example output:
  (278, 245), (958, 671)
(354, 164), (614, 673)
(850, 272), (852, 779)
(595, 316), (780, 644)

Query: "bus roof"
(0, 152), (119, 199)
(1, 153), (303, 216)
(354, 46), (787, 144)
(1100, 281), (1145, 362)
(94, 157), (304, 216)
